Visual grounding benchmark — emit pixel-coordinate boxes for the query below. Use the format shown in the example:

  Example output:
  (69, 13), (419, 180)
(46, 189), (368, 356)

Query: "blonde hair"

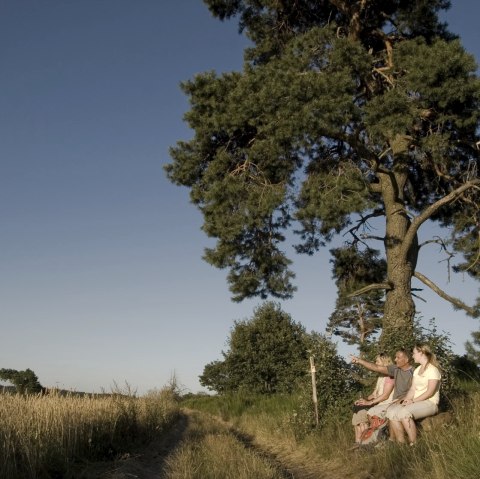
(414, 343), (439, 368)
(376, 352), (393, 367)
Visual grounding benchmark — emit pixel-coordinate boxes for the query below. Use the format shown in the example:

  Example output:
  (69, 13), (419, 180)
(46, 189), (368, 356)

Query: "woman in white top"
(386, 344), (441, 445)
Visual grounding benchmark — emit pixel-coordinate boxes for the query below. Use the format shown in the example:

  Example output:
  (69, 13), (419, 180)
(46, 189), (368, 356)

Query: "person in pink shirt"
(351, 353), (394, 444)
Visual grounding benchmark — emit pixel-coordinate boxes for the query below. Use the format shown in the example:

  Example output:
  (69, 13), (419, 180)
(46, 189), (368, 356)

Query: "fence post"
(309, 355), (319, 426)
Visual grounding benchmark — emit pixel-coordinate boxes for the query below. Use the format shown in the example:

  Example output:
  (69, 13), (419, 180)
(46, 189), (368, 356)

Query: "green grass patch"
(183, 383), (480, 479)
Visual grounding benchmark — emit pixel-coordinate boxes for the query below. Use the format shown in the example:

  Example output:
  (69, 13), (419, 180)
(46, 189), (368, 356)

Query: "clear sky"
(1, 1), (479, 395)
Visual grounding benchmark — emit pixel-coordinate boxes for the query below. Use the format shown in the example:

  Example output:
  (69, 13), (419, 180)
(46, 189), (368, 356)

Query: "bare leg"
(389, 420), (406, 443)
(354, 422), (368, 442)
(354, 425), (360, 442)
(402, 417), (417, 444)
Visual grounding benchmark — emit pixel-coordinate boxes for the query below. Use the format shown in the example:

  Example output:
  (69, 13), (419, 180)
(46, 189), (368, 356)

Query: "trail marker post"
(309, 355), (319, 426)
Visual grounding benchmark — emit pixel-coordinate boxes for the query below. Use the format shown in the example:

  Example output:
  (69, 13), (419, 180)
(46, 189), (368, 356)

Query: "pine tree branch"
(359, 234), (384, 242)
(345, 208), (385, 245)
(413, 271), (479, 317)
(328, 0), (350, 16)
(418, 236), (448, 249)
(348, 282), (391, 298)
(403, 180), (480, 256)
(412, 292), (427, 303)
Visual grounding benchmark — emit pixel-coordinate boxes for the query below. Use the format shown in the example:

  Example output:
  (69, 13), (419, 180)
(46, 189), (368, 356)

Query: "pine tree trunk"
(379, 171), (418, 349)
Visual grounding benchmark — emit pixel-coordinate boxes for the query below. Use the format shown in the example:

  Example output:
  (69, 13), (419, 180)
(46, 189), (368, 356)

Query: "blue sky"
(1, 1), (479, 394)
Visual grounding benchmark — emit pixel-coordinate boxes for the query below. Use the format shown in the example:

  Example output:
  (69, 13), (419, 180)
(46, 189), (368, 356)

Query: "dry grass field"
(2, 385), (479, 478)
(0, 386), (179, 478)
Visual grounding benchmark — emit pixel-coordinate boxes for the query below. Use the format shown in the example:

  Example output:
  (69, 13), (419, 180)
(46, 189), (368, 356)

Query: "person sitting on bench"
(350, 348), (414, 428)
(351, 353), (394, 444)
(386, 343), (441, 445)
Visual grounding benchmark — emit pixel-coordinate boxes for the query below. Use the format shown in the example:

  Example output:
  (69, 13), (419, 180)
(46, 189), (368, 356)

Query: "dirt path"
(75, 413), (190, 479)
(75, 409), (360, 479)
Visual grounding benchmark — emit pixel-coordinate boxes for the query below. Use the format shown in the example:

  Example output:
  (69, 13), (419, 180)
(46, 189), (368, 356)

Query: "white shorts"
(386, 400), (438, 421)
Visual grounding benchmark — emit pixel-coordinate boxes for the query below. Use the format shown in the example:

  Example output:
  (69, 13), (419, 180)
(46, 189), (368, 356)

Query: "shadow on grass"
(71, 411), (190, 479)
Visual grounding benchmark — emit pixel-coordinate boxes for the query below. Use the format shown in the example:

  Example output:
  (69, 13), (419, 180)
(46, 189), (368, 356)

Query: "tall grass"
(183, 392), (299, 424)
(409, 392), (480, 479)
(184, 388), (480, 479)
(0, 386), (179, 479)
(163, 410), (286, 479)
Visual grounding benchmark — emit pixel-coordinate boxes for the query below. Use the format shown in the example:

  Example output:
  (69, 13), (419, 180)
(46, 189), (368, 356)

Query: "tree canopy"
(200, 302), (310, 393)
(166, 0), (480, 348)
(0, 368), (43, 395)
(200, 301), (353, 403)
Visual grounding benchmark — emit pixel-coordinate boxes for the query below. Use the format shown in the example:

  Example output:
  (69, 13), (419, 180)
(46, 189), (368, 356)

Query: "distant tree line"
(0, 368), (43, 395)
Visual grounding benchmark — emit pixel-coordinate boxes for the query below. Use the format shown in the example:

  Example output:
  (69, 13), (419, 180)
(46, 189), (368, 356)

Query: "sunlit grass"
(163, 410), (286, 479)
(408, 392), (480, 479)
(184, 387), (480, 479)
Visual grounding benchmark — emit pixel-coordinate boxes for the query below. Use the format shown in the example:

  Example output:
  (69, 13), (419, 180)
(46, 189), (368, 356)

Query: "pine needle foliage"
(166, 0), (480, 346)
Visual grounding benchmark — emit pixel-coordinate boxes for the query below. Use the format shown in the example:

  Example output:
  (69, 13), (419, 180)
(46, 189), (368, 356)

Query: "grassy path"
(75, 409), (350, 479)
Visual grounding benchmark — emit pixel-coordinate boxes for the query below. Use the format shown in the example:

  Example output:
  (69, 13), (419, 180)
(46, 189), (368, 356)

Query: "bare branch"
(369, 182), (382, 193)
(433, 162), (454, 182)
(348, 282), (392, 298)
(373, 67), (394, 87)
(402, 179), (480, 256)
(412, 292), (427, 303)
(328, 0), (349, 14)
(345, 208), (385, 241)
(418, 236), (456, 281)
(419, 236), (447, 249)
(360, 234), (384, 242)
(414, 271), (478, 317)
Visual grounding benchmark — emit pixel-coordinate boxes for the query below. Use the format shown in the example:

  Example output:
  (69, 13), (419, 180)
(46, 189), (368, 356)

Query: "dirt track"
(75, 409), (365, 479)
(75, 412), (190, 479)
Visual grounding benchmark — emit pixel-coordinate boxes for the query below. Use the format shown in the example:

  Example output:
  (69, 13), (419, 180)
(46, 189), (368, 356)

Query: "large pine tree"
(166, 0), (480, 348)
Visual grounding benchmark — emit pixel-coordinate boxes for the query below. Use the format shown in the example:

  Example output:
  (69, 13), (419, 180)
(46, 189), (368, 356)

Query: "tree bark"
(379, 170), (417, 347)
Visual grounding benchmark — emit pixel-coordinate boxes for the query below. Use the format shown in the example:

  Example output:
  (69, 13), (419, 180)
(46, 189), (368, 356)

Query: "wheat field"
(0, 386), (179, 479)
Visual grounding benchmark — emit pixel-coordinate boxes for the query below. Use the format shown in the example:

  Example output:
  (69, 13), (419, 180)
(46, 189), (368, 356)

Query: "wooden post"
(309, 355), (319, 426)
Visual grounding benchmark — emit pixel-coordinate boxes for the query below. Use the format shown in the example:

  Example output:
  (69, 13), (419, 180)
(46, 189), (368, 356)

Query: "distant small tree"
(199, 360), (231, 394)
(200, 302), (311, 394)
(287, 332), (357, 433)
(465, 330), (480, 366)
(308, 333), (356, 411)
(0, 368), (43, 395)
(451, 354), (480, 380)
(327, 246), (386, 354)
